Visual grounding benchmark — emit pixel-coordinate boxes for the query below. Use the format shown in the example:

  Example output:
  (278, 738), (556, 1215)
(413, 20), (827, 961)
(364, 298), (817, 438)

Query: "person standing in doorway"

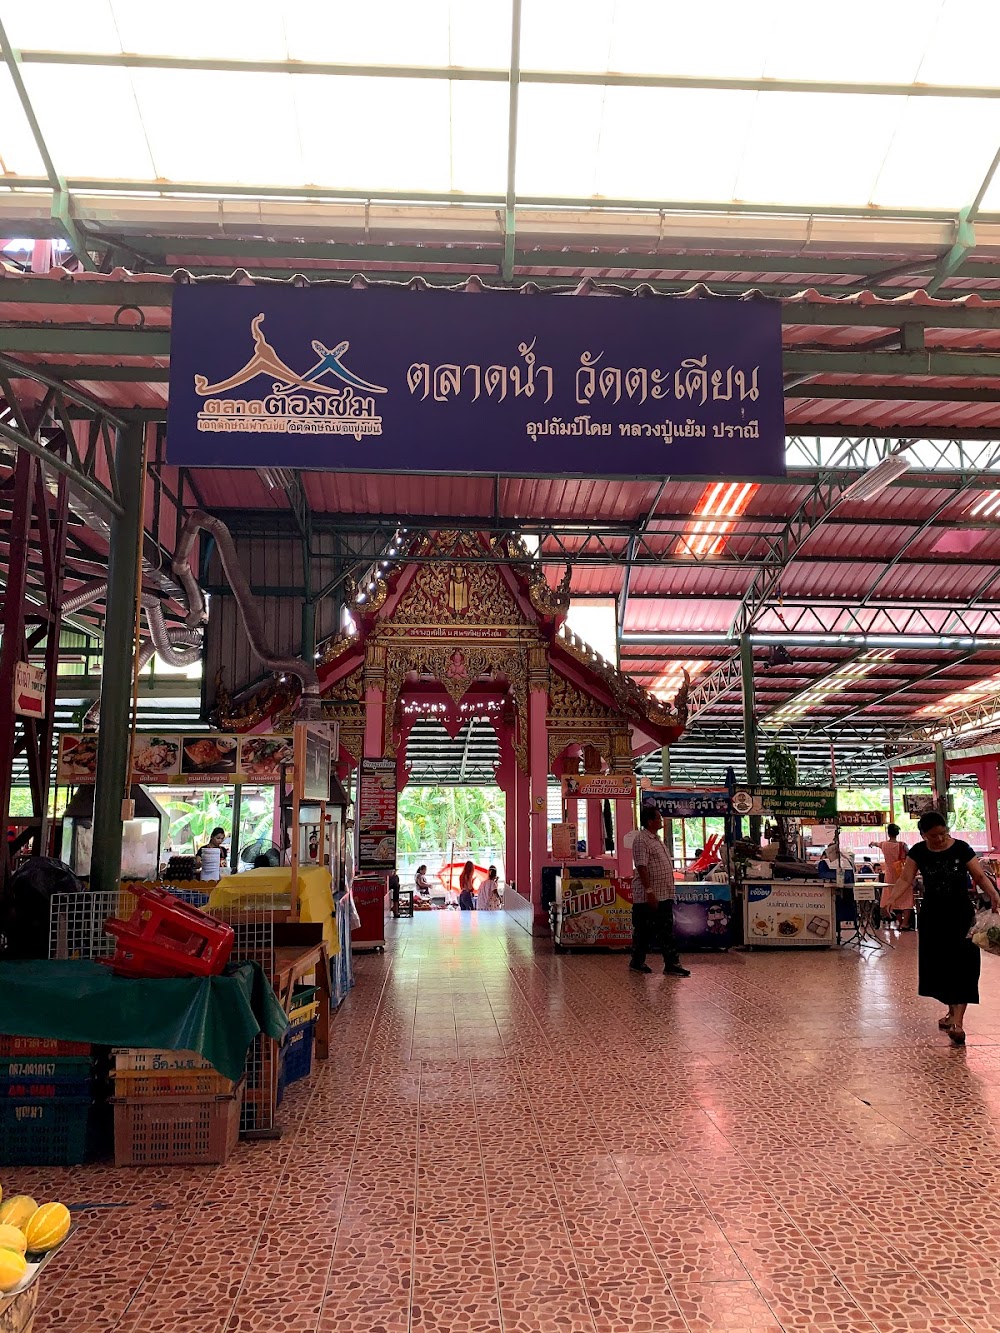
(478, 865), (502, 911)
(197, 827), (227, 881)
(889, 811), (1000, 1045)
(458, 861), (477, 911)
(629, 804), (690, 977)
(872, 823), (911, 929)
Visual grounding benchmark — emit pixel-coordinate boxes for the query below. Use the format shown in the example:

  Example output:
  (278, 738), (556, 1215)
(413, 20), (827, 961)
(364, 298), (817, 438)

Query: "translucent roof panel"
(21, 66), (154, 181)
(3, 0), (1000, 211)
(0, 66), (46, 178)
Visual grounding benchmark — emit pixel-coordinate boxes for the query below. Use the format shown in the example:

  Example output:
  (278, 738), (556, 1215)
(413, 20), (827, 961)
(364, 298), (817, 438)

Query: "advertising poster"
(168, 286), (786, 478)
(673, 882), (734, 949)
(295, 722), (338, 802)
(561, 773), (636, 800)
(358, 758), (398, 870)
(732, 786), (837, 820)
(643, 787), (730, 817)
(745, 882), (835, 947)
(556, 874), (633, 949)
(58, 731), (297, 786)
(238, 735), (294, 783)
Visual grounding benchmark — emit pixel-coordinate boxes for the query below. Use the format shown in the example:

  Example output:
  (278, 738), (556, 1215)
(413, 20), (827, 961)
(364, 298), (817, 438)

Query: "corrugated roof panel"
(626, 565), (751, 598)
(624, 597), (738, 633)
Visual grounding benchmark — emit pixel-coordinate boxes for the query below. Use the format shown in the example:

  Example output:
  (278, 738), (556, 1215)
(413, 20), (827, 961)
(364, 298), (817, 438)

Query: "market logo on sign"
(193, 313), (387, 439)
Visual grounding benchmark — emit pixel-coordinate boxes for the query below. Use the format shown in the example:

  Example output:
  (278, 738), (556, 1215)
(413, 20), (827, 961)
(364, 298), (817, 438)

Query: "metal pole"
(0, 450), (37, 889)
(934, 741), (949, 818)
(740, 635), (762, 841)
(230, 782), (242, 876)
(90, 423), (145, 896)
(660, 745), (674, 867)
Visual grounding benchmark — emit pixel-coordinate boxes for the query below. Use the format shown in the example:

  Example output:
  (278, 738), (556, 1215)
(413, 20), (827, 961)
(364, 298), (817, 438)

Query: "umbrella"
(436, 862), (489, 893)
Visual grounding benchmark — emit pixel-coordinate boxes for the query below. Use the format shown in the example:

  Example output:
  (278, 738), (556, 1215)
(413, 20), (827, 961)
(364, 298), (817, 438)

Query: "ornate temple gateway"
(218, 532), (687, 931)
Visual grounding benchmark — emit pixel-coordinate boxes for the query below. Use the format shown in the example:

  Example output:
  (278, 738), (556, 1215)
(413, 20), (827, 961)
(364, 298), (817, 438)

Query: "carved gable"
(388, 534), (529, 628)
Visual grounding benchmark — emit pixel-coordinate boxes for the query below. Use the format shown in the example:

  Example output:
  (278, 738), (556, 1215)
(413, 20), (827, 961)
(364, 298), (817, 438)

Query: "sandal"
(948, 1028), (967, 1046)
(938, 1013), (954, 1029)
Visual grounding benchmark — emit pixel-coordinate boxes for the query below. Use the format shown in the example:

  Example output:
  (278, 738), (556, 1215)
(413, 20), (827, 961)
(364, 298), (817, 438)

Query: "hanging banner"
(57, 732), (292, 785)
(732, 785), (837, 820)
(167, 287), (786, 477)
(836, 811), (888, 828)
(357, 758), (398, 870)
(643, 788), (731, 817)
(561, 773), (636, 800)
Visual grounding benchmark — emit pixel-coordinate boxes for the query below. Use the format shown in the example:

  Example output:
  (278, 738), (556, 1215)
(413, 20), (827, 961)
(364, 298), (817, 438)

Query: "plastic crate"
(289, 984), (318, 1012)
(0, 1036), (91, 1058)
(111, 1080), (244, 1166)
(111, 1068), (232, 1098)
(278, 1019), (315, 1101)
(113, 1048), (215, 1073)
(162, 888), (211, 908)
(0, 1057), (92, 1082)
(2, 1077), (92, 1100)
(286, 1001), (319, 1028)
(0, 1096), (91, 1166)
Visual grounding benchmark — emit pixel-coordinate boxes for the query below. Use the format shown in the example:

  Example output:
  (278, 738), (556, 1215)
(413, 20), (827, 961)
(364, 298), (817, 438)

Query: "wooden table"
(273, 942), (331, 1060)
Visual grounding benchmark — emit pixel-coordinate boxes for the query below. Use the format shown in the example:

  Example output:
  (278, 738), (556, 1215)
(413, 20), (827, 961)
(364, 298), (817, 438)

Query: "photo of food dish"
(59, 733), (99, 780)
(181, 735), (238, 774)
(239, 735), (293, 781)
(806, 915), (831, 937)
(131, 735), (180, 778)
(751, 916), (773, 936)
(777, 915), (804, 936)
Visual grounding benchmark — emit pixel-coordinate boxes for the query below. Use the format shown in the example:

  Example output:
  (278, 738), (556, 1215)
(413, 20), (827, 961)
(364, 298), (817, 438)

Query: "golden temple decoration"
(548, 670), (614, 722)
(381, 642), (529, 772)
(390, 541), (527, 628)
(318, 630), (359, 667)
(557, 627), (688, 730)
(548, 730), (612, 770)
(324, 665), (364, 703)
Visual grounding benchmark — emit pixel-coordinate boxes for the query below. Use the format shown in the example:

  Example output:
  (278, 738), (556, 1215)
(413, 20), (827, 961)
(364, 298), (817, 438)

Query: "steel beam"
(502, 0), (522, 282)
(90, 422), (145, 896)
(0, 450), (37, 887)
(18, 49), (1000, 101)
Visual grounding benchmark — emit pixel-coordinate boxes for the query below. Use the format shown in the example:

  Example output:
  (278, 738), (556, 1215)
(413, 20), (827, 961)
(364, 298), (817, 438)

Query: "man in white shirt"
(630, 803), (690, 977)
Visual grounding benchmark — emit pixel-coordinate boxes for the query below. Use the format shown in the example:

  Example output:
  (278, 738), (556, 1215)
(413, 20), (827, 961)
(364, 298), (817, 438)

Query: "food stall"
(643, 787), (734, 950)
(732, 783), (839, 949)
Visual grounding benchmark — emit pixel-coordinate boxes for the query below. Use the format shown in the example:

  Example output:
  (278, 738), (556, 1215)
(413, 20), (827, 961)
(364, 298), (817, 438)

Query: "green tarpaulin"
(0, 960), (288, 1082)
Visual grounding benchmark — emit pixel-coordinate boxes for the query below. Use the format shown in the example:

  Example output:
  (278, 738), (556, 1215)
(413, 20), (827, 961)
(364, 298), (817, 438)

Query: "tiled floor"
(18, 913), (1000, 1332)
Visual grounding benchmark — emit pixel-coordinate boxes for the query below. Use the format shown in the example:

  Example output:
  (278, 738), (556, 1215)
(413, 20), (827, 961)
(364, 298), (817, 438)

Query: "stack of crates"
(0, 1036), (97, 1166)
(110, 1048), (243, 1166)
(277, 986), (319, 1103)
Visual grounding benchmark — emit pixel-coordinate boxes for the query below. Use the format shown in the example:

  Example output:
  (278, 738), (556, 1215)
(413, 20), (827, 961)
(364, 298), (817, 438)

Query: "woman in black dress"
(893, 811), (1000, 1044)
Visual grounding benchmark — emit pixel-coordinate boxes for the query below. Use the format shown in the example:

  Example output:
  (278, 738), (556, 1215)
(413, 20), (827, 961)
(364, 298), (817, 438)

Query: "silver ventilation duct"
(173, 509), (321, 719)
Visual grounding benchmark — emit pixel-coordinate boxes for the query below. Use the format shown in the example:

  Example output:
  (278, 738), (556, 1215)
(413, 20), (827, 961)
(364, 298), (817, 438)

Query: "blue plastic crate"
(277, 1018), (315, 1102)
(0, 1096), (92, 1165)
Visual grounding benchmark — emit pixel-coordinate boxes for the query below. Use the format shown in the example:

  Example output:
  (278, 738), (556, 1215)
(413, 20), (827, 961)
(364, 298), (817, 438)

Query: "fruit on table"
(0, 1246), (27, 1293)
(0, 1197), (36, 1230)
(0, 1225), (26, 1255)
(24, 1203), (70, 1253)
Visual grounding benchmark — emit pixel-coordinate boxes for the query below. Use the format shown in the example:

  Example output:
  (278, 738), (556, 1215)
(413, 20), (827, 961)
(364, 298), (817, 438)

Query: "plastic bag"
(968, 909), (1000, 955)
(348, 889), (361, 932)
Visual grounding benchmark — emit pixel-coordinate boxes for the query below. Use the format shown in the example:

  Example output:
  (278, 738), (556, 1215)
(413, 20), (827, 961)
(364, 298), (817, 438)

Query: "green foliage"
(764, 743), (798, 790)
(159, 790), (275, 855)
(396, 786), (505, 858)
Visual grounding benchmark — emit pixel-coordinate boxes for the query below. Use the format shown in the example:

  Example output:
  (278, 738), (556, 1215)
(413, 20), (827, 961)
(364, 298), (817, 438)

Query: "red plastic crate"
(103, 886), (234, 978)
(0, 1036), (91, 1057)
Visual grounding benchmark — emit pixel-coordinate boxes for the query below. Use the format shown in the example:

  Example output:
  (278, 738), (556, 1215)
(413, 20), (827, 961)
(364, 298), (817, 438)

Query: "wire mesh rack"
(47, 891), (279, 1135)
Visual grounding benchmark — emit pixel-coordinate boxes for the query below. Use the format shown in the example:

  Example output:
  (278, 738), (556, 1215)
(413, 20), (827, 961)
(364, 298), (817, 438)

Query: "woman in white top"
(478, 865), (502, 911)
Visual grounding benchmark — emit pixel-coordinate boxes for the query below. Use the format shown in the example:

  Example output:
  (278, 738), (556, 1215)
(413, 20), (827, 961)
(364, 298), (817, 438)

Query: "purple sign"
(167, 286), (785, 476)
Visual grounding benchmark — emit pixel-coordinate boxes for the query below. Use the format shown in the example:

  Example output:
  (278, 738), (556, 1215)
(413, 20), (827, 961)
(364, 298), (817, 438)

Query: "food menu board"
(358, 758), (398, 870)
(744, 881), (835, 947)
(58, 732), (293, 785)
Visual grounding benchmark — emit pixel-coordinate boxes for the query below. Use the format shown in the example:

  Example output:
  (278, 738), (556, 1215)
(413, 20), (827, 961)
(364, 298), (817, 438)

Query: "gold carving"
(391, 535), (528, 627)
(324, 666), (364, 703)
(558, 627), (687, 732)
(548, 670), (614, 722)
(549, 731), (611, 770)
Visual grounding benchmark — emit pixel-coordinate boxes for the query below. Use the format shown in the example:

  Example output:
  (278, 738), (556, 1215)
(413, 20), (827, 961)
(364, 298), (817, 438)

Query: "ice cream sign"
(561, 878), (618, 916)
